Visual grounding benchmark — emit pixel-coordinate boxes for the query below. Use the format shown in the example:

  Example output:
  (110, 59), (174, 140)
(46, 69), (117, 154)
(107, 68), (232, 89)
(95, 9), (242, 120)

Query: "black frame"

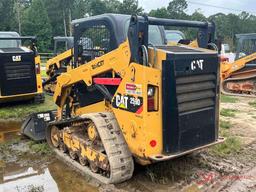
(128, 15), (216, 64)
(72, 18), (118, 68)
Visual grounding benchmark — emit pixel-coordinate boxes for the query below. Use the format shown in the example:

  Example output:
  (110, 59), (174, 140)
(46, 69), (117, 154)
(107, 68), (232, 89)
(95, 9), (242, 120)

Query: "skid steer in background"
(0, 32), (44, 104)
(43, 36), (74, 95)
(22, 14), (223, 183)
(221, 33), (256, 96)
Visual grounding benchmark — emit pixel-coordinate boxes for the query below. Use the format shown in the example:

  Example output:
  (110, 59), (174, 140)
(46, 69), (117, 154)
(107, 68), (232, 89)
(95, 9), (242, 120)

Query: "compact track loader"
(43, 36), (74, 94)
(22, 14), (223, 184)
(0, 32), (44, 104)
(221, 33), (256, 96)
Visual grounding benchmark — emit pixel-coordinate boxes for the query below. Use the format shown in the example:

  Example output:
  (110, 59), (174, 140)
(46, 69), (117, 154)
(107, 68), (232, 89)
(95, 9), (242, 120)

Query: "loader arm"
(54, 40), (131, 119)
(46, 48), (73, 74)
(221, 52), (256, 79)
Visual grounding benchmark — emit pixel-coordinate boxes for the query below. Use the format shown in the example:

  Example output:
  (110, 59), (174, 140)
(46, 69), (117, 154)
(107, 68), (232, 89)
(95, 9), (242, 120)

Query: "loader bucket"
(21, 111), (56, 141)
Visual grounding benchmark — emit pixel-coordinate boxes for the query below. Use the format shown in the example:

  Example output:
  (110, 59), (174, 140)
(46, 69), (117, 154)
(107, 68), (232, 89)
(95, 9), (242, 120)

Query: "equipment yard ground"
(0, 95), (256, 192)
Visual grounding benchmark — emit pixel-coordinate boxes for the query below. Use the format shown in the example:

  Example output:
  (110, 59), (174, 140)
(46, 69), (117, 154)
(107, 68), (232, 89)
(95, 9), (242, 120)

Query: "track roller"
(46, 112), (134, 184)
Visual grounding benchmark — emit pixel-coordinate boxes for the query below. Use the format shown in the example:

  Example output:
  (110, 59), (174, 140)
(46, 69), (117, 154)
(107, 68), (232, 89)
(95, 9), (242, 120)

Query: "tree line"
(1, 0), (256, 51)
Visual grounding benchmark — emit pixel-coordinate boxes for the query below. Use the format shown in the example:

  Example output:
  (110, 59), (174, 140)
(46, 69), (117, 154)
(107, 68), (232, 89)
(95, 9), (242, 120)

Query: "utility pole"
(69, 8), (72, 36)
(16, 0), (22, 34)
(63, 10), (67, 37)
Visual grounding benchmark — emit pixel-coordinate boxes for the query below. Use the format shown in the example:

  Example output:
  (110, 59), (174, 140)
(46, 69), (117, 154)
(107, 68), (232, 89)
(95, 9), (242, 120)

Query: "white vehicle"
(221, 43), (235, 62)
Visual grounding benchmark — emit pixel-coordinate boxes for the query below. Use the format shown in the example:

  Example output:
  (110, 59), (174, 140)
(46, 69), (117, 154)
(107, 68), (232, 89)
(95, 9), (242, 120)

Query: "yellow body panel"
(188, 40), (199, 48)
(54, 40), (168, 164)
(112, 63), (163, 164)
(35, 55), (43, 94)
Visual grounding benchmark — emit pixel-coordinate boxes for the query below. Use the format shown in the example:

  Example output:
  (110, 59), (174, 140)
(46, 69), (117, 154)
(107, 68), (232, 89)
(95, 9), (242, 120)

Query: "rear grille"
(4, 62), (33, 80)
(0, 59), (37, 96)
(176, 74), (216, 113)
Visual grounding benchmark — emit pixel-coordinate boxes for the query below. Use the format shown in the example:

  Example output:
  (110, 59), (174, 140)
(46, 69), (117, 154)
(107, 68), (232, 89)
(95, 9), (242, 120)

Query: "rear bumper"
(149, 137), (225, 162)
(0, 92), (41, 103)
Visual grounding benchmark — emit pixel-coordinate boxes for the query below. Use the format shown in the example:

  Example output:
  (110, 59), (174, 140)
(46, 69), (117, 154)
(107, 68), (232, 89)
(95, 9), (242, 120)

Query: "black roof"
(0, 31), (20, 37)
(236, 33), (256, 39)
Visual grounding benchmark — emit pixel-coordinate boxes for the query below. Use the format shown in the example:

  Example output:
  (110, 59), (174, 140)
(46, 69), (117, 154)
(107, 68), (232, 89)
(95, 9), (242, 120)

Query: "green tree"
(0, 0), (16, 31)
(44, 0), (66, 37)
(118, 0), (143, 15)
(184, 9), (207, 39)
(105, 0), (121, 13)
(190, 9), (206, 21)
(22, 0), (52, 51)
(89, 0), (108, 16)
(73, 0), (90, 18)
(149, 8), (169, 18)
(167, 0), (188, 19)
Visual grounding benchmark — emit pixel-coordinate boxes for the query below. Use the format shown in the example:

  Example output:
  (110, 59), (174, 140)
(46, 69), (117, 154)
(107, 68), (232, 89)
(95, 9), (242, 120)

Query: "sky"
(138, 0), (256, 17)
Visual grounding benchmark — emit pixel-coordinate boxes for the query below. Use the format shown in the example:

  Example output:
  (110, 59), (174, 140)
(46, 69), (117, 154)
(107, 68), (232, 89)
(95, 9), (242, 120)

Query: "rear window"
(148, 25), (164, 45)
(166, 32), (184, 43)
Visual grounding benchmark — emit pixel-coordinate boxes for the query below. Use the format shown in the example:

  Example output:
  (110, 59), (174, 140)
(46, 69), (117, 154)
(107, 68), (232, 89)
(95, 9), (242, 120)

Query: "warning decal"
(125, 83), (142, 96)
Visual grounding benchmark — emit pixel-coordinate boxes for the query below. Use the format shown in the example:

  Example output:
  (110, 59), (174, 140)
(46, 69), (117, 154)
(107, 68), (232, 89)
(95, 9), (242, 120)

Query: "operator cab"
(72, 14), (166, 66)
(235, 33), (256, 72)
(53, 36), (74, 56)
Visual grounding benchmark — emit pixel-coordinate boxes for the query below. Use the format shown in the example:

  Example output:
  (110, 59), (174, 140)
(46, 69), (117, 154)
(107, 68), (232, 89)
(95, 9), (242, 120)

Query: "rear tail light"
(147, 85), (158, 112)
(36, 63), (40, 74)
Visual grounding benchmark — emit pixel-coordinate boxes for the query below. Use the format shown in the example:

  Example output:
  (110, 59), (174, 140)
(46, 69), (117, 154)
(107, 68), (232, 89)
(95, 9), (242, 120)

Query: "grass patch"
(0, 95), (56, 120)
(211, 121), (241, 156)
(41, 70), (47, 79)
(28, 141), (52, 155)
(40, 62), (47, 78)
(248, 100), (256, 108)
(211, 136), (241, 157)
(221, 95), (239, 103)
(220, 108), (237, 117)
(220, 120), (231, 129)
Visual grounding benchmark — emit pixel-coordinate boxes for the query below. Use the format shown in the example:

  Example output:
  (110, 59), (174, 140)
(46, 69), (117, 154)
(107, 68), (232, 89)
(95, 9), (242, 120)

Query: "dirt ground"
(0, 96), (256, 192)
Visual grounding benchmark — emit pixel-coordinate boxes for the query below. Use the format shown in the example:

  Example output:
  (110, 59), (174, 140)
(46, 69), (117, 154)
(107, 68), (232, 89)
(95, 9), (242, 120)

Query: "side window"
(79, 25), (111, 63)
(148, 25), (164, 45)
(124, 21), (164, 46)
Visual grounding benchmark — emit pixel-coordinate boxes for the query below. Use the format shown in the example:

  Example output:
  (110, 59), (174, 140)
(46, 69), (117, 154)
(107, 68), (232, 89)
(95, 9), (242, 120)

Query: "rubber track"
(47, 112), (134, 184)
(221, 75), (256, 98)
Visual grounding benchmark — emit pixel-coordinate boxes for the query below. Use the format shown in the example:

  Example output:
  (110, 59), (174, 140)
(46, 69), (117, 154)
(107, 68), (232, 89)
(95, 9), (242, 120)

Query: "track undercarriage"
(222, 70), (256, 97)
(46, 112), (134, 184)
